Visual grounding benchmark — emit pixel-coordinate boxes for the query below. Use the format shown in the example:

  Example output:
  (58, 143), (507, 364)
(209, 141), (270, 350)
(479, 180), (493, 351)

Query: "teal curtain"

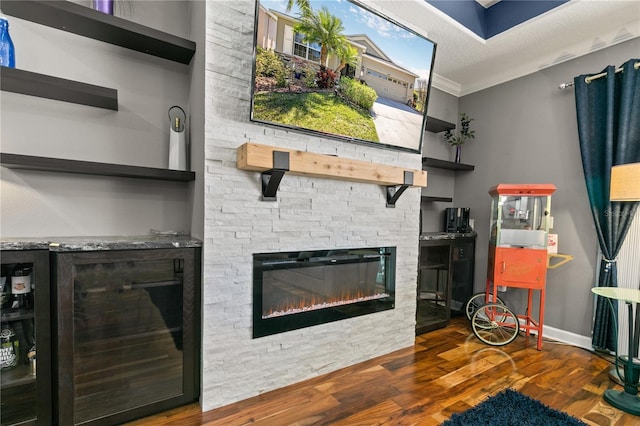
(575, 58), (640, 352)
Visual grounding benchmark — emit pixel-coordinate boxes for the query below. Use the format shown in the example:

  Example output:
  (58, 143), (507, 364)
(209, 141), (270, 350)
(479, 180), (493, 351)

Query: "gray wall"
(420, 87), (459, 232)
(0, 1), (202, 238)
(453, 38), (640, 337)
(188, 0), (206, 240)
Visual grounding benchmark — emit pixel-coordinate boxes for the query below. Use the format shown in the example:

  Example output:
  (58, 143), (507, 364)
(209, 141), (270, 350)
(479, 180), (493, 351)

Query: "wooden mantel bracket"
(261, 151), (290, 201)
(237, 143), (427, 207)
(386, 171), (413, 208)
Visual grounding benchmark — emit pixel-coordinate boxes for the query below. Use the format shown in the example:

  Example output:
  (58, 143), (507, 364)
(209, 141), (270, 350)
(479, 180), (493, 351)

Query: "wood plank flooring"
(126, 316), (637, 425)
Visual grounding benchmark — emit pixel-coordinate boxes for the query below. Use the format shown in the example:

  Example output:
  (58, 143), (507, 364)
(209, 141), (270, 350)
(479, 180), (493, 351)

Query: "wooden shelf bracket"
(386, 171), (413, 208)
(237, 142), (427, 207)
(261, 151), (290, 201)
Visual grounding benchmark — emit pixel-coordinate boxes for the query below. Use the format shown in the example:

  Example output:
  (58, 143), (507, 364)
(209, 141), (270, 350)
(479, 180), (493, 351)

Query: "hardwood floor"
(127, 316), (637, 425)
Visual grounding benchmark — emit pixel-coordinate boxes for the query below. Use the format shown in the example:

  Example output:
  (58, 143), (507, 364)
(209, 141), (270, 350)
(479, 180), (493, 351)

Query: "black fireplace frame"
(252, 247), (396, 338)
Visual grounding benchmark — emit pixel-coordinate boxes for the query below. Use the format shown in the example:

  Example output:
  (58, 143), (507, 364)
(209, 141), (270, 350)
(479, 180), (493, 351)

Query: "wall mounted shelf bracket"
(386, 171), (413, 208)
(261, 151), (290, 201)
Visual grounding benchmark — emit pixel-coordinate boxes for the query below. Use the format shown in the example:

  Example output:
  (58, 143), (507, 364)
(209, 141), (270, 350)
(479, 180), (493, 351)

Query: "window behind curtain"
(610, 212), (640, 356)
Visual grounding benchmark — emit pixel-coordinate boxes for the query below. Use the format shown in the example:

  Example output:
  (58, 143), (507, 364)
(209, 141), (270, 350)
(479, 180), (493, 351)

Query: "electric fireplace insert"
(253, 247), (396, 338)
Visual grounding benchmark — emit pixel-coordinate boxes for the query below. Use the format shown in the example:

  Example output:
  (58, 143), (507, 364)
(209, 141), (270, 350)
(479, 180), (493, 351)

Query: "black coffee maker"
(444, 207), (471, 233)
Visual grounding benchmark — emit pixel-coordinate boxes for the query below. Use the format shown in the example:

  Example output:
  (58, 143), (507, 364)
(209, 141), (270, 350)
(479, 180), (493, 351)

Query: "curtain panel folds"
(574, 58), (640, 352)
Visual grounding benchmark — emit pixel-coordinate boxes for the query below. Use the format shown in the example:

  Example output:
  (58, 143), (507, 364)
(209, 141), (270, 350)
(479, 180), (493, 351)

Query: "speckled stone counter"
(0, 235), (202, 252)
(419, 232), (477, 241)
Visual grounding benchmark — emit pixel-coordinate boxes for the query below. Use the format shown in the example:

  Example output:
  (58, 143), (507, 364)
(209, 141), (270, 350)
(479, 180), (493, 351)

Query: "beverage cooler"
(1, 238), (201, 426)
(416, 235), (475, 334)
(52, 247), (200, 425)
(1, 249), (52, 426)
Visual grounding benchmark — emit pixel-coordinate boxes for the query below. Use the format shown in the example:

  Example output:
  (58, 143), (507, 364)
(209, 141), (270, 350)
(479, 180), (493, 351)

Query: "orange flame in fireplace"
(262, 290), (390, 319)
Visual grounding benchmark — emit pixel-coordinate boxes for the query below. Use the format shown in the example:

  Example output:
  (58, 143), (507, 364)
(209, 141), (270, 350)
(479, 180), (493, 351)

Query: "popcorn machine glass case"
(485, 184), (556, 350)
(488, 184), (555, 289)
(490, 184), (554, 250)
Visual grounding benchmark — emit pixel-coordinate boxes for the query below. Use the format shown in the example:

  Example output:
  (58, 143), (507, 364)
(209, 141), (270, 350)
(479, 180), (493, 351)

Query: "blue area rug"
(441, 388), (588, 426)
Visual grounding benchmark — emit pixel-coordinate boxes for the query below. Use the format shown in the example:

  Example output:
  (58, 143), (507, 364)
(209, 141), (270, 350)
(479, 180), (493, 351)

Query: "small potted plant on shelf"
(443, 113), (475, 163)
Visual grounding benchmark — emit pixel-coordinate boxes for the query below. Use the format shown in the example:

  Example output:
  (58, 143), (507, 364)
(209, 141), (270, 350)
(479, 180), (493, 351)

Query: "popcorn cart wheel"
(471, 302), (520, 346)
(464, 291), (505, 321)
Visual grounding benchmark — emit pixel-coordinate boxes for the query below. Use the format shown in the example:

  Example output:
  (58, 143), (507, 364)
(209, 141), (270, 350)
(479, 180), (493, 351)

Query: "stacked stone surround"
(202, 1), (423, 410)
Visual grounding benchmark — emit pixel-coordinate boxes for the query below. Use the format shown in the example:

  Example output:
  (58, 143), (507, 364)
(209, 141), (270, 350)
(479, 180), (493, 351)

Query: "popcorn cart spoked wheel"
(470, 301), (520, 346)
(464, 291), (505, 321)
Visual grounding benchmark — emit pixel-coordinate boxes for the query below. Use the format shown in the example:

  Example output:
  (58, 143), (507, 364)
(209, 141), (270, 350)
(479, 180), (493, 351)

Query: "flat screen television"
(251, 0), (437, 153)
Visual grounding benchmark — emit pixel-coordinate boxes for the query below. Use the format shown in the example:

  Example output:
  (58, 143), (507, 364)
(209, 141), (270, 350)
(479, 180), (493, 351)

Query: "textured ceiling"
(370, 0), (640, 96)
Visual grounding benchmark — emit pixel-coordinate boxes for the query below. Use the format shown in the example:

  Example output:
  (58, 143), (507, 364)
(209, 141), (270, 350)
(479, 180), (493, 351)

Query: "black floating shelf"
(1, 66), (118, 110)
(1, 0), (196, 65)
(1, 153), (195, 182)
(425, 116), (455, 133)
(422, 157), (474, 171)
(421, 196), (453, 202)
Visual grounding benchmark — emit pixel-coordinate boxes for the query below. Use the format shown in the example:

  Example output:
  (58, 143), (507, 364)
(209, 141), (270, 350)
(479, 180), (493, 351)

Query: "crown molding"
(457, 29), (640, 97)
(431, 72), (462, 97)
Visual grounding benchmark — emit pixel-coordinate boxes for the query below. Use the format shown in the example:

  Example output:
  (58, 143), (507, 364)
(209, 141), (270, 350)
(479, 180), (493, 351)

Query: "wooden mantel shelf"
(236, 143), (427, 207)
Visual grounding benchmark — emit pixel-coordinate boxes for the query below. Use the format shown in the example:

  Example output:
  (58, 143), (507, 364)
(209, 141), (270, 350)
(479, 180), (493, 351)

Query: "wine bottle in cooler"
(10, 265), (32, 310)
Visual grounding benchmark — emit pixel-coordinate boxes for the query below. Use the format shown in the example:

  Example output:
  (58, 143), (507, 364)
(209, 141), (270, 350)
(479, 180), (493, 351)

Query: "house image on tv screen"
(256, 5), (418, 105)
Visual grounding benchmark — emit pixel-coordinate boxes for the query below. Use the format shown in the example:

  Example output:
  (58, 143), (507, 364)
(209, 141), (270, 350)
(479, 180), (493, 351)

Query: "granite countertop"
(0, 234), (202, 252)
(419, 231), (477, 240)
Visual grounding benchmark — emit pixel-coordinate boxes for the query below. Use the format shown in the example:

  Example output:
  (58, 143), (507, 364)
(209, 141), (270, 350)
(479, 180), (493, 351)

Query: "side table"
(591, 286), (640, 415)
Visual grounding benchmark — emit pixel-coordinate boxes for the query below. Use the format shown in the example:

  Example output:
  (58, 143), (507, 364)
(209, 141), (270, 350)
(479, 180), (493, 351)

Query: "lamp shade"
(610, 163), (640, 201)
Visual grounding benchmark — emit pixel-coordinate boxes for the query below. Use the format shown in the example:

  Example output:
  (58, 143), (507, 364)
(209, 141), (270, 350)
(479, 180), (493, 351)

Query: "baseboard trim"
(541, 324), (593, 350)
(518, 322), (592, 350)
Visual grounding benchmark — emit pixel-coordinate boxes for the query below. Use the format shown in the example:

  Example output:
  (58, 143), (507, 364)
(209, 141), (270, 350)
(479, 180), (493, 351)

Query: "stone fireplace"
(253, 247), (396, 337)
(201, 0), (422, 412)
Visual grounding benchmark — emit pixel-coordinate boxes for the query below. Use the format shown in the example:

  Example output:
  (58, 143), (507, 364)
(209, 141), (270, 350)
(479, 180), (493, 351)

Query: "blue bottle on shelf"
(0, 17), (16, 68)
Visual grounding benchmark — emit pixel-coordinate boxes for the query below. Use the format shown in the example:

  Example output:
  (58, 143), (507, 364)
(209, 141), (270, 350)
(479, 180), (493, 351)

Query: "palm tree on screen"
(286, 0), (312, 18)
(294, 6), (348, 68)
(335, 43), (358, 75)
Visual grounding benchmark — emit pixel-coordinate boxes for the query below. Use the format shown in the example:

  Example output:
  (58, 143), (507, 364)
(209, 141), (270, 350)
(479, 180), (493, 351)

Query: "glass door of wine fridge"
(416, 240), (452, 334)
(53, 248), (200, 425)
(451, 237), (475, 314)
(1, 250), (51, 426)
